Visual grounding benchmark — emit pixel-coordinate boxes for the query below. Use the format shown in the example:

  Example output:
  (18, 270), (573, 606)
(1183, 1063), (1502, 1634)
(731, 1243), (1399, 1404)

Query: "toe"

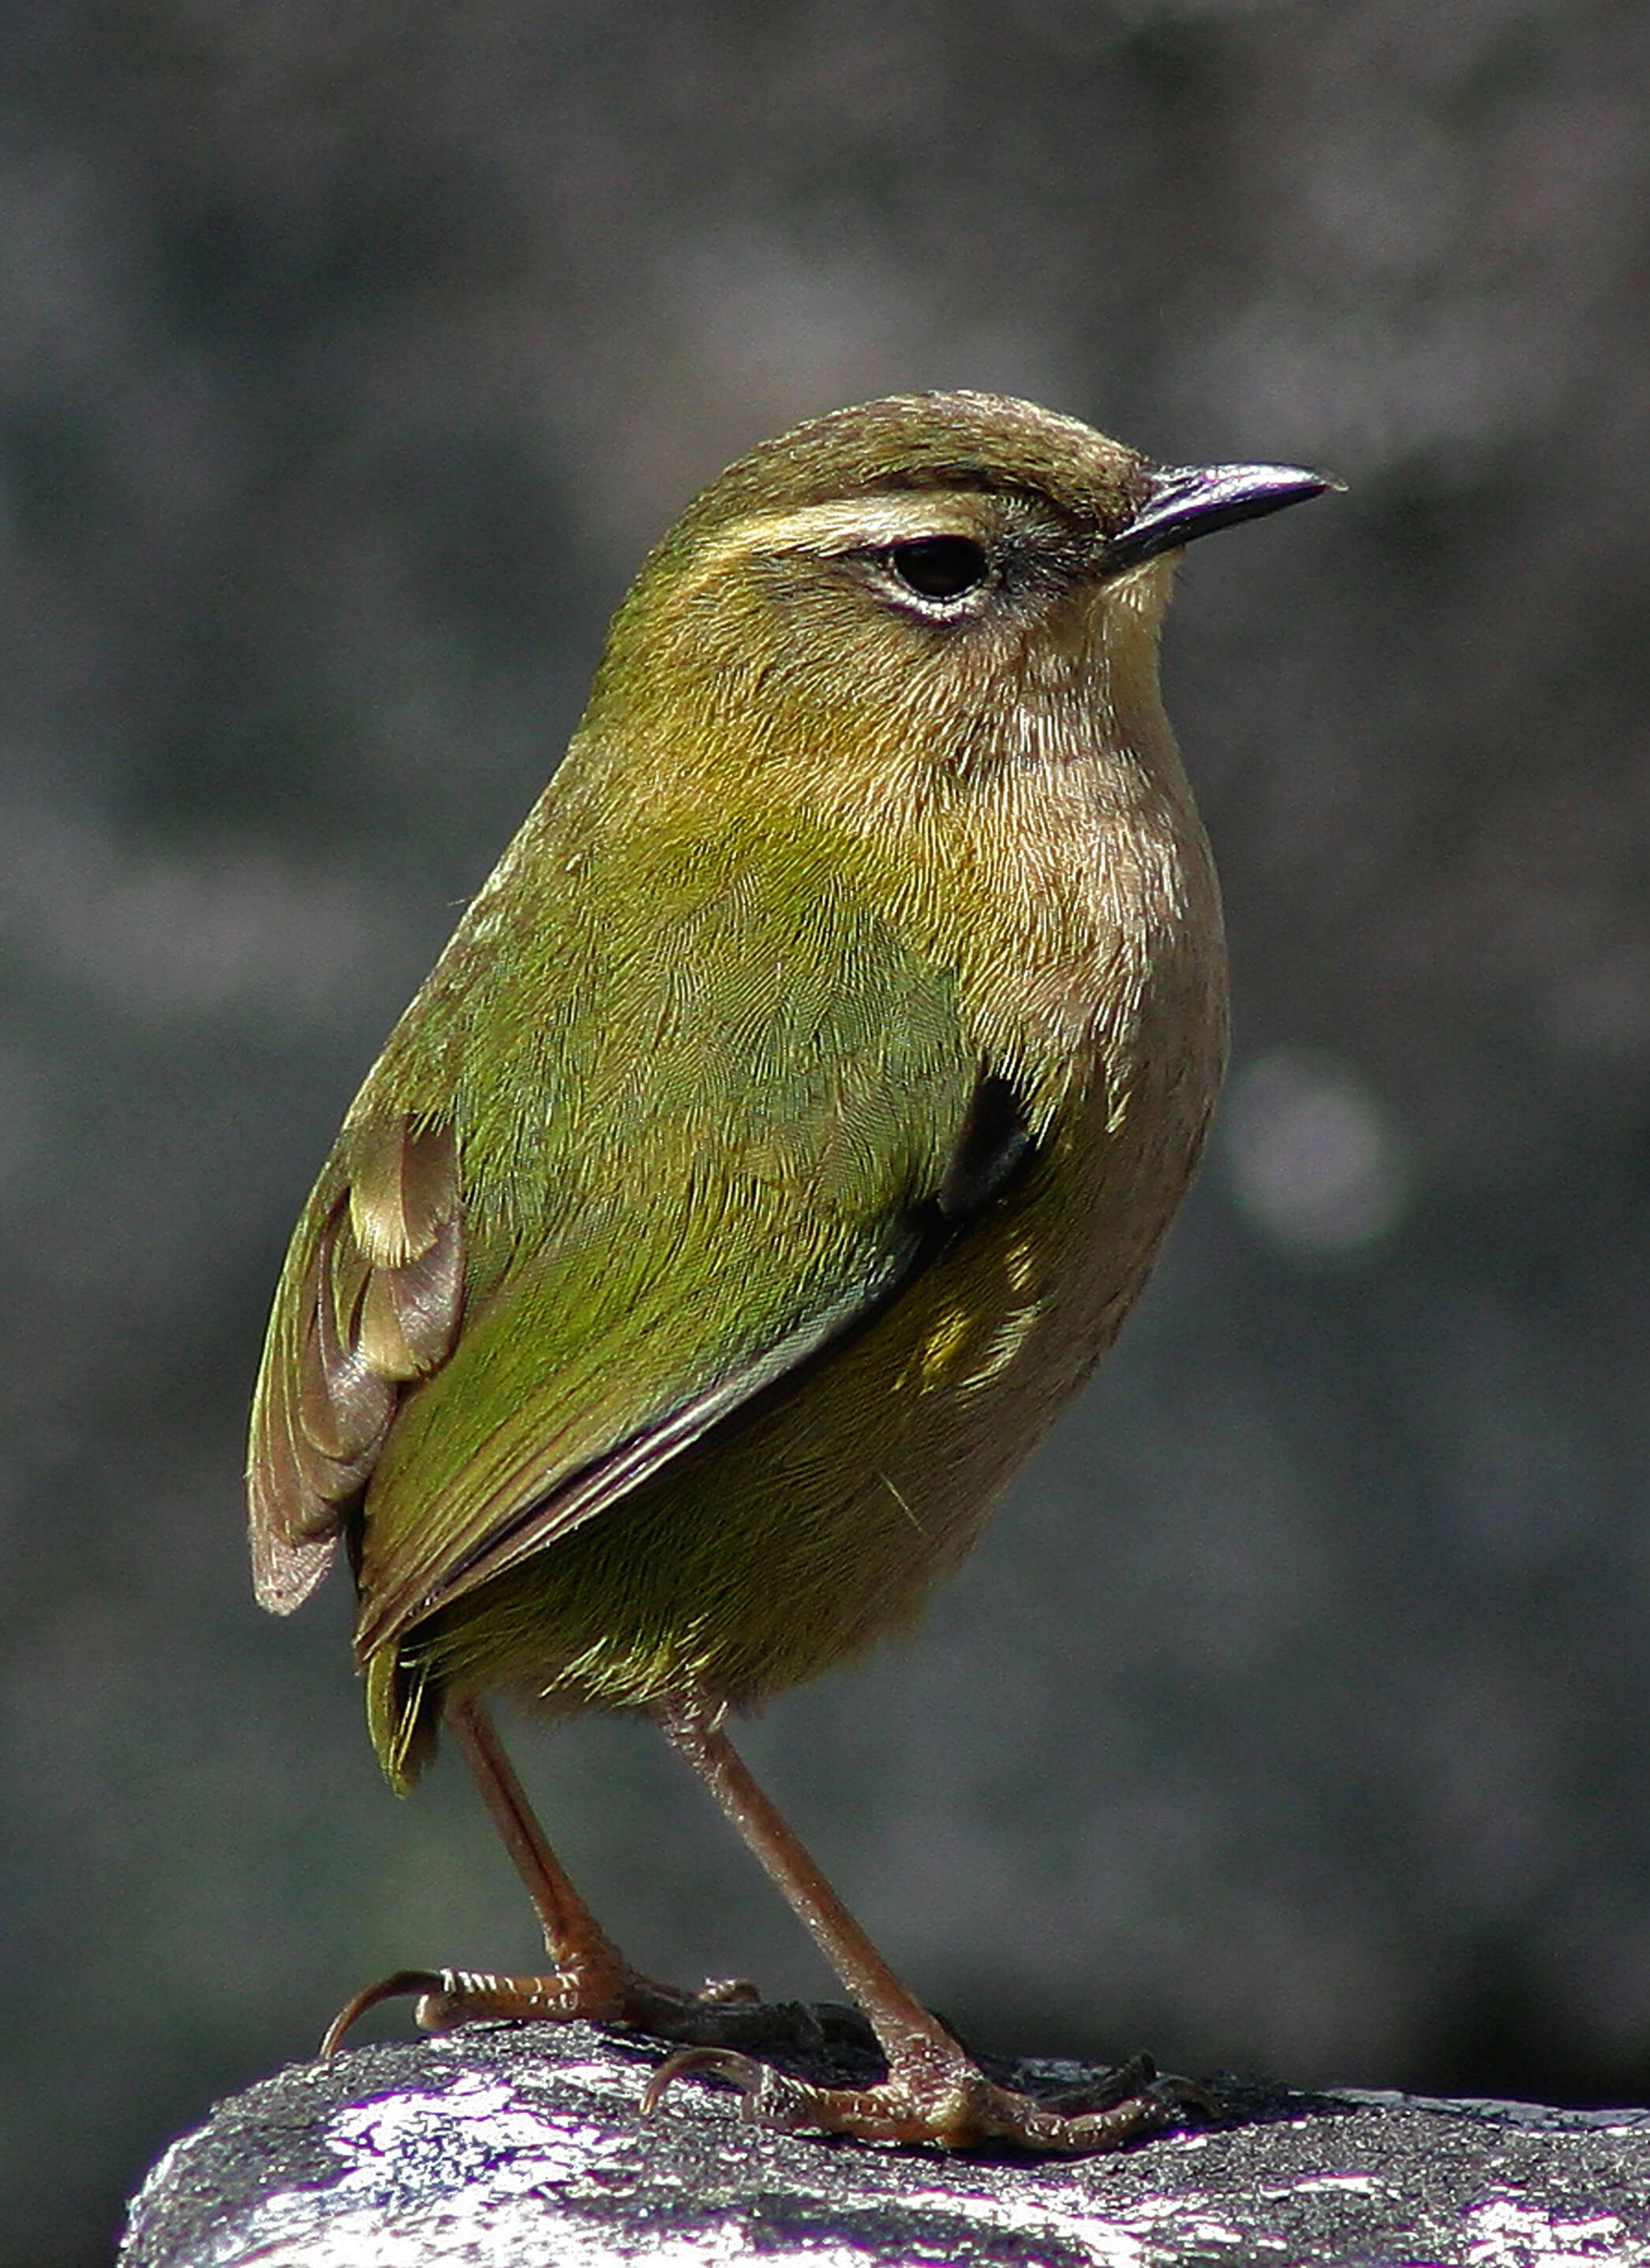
(644, 2046), (1199, 2155)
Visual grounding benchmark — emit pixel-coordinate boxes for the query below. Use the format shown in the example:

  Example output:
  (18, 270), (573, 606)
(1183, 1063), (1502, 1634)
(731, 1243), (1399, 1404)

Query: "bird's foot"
(642, 2042), (1218, 2154)
(320, 1960), (761, 2057)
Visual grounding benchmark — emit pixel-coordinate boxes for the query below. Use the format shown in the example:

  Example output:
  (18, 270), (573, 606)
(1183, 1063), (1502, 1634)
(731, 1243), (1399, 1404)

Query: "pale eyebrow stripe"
(688, 495), (986, 581)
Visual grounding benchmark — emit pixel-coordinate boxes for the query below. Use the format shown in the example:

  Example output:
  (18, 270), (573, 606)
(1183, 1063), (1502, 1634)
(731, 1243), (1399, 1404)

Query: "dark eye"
(887, 536), (989, 603)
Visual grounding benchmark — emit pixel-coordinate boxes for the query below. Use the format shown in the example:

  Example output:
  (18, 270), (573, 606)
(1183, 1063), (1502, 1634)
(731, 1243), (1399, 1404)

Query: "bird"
(248, 389), (1333, 2152)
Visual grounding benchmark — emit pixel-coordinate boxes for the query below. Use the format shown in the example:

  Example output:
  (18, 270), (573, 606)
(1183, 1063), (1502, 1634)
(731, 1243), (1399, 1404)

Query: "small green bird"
(249, 390), (1331, 2152)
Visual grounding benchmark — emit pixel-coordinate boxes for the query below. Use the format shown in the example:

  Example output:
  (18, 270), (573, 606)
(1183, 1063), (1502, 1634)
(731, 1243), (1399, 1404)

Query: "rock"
(118, 2016), (1650, 2267)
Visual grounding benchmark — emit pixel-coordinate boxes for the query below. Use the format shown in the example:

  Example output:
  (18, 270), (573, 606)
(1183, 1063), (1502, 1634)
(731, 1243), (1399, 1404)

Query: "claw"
(641, 2045), (762, 2117)
(320, 1969), (449, 2056)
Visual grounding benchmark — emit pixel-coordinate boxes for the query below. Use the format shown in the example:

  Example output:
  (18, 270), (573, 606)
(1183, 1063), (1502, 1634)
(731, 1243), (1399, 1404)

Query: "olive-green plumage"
(249, 391), (1325, 1805)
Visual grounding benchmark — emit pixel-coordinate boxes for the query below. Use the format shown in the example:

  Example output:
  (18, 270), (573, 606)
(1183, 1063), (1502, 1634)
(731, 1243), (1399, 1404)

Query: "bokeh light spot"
(1223, 1046), (1410, 1259)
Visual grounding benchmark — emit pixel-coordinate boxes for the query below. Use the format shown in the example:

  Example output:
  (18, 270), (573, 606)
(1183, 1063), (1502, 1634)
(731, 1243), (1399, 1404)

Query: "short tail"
(365, 1644), (442, 1794)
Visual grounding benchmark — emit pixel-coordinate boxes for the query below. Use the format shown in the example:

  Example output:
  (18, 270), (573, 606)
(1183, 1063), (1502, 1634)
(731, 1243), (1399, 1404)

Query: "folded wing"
(247, 815), (1032, 1663)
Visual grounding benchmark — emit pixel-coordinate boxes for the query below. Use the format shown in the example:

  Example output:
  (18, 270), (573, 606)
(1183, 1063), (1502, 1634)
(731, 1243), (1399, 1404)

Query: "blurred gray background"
(7, 0), (1650, 2258)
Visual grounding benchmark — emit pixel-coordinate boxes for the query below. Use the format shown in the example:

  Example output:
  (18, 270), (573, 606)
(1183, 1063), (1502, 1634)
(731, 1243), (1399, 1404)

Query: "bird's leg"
(645, 1697), (1207, 2154)
(320, 1693), (759, 2053)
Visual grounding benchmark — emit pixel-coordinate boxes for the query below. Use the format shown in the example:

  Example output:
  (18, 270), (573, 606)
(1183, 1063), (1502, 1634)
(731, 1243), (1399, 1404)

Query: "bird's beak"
(1107, 461), (1340, 572)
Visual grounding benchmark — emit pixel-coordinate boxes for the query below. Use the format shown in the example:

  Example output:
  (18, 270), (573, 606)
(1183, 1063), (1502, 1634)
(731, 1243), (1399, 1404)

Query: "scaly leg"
(322, 1694), (759, 2053)
(645, 1697), (1205, 2154)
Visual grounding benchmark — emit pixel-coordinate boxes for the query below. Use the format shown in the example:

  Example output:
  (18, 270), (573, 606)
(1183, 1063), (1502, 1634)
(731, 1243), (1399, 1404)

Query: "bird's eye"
(886, 536), (989, 603)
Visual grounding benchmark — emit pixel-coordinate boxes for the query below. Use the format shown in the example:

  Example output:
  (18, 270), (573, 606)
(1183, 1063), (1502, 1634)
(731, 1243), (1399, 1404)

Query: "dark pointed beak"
(1108, 461), (1340, 572)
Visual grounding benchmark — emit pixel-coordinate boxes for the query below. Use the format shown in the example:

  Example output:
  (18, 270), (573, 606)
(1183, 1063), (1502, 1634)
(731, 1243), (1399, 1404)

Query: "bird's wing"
(247, 812), (1032, 1657)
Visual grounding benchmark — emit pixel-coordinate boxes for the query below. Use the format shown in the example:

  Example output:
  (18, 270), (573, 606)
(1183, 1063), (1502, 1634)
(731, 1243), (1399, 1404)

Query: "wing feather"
(248, 1119), (461, 1612)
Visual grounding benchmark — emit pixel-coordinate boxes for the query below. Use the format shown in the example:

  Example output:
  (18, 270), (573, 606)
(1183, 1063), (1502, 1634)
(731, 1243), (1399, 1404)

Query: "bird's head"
(574, 391), (1332, 835)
